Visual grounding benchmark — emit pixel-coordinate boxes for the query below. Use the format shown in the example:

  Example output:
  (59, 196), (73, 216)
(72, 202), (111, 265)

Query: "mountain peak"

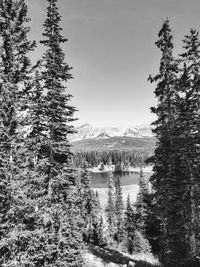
(96, 132), (110, 139)
(70, 123), (153, 142)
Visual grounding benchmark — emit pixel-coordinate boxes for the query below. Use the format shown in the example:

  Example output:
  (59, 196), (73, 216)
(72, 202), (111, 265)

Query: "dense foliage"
(0, 0), (83, 266)
(0, 0), (36, 264)
(73, 150), (152, 168)
(148, 19), (200, 267)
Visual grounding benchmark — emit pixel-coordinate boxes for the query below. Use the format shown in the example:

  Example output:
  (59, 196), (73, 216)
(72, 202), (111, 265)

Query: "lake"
(90, 171), (152, 188)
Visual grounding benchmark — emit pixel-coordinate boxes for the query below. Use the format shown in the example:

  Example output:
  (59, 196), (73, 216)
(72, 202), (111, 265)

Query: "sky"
(26, 0), (200, 127)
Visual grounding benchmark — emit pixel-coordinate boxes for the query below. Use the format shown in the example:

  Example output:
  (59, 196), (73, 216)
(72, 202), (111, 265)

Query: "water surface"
(90, 171), (152, 188)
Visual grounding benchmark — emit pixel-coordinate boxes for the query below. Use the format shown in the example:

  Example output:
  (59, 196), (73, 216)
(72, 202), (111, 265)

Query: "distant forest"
(73, 149), (152, 168)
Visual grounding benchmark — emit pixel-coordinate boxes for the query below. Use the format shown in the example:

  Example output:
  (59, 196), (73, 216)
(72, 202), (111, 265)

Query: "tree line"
(72, 150), (152, 168)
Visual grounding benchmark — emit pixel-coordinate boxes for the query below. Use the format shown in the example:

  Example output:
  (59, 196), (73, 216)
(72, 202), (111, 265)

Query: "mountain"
(70, 123), (153, 142)
(96, 132), (110, 139)
(71, 136), (156, 152)
(70, 124), (155, 152)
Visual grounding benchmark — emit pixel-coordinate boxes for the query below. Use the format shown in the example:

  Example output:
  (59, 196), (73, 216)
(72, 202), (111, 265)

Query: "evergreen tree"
(91, 201), (106, 246)
(124, 194), (136, 254)
(114, 176), (124, 243)
(135, 169), (149, 235)
(33, 0), (84, 265)
(124, 194), (150, 255)
(148, 20), (200, 267)
(148, 19), (180, 265)
(170, 29), (200, 266)
(0, 0), (36, 265)
(105, 172), (116, 242)
(19, 69), (50, 266)
(145, 193), (163, 257)
(80, 162), (102, 245)
(96, 215), (106, 247)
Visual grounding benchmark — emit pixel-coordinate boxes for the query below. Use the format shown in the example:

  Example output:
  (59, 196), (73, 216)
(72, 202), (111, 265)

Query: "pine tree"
(34, 0), (84, 265)
(96, 215), (105, 247)
(145, 193), (163, 257)
(80, 162), (102, 245)
(114, 176), (124, 243)
(124, 194), (136, 254)
(135, 169), (149, 235)
(169, 29), (200, 266)
(148, 19), (180, 265)
(124, 194), (150, 255)
(148, 20), (200, 267)
(90, 194), (105, 246)
(18, 68), (50, 266)
(0, 0), (36, 265)
(105, 172), (116, 242)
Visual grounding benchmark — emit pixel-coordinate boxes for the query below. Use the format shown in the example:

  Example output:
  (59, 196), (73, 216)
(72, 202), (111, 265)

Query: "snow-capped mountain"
(70, 123), (153, 142)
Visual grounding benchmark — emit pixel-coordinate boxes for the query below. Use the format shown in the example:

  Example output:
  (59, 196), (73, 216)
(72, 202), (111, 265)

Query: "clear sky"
(26, 0), (200, 126)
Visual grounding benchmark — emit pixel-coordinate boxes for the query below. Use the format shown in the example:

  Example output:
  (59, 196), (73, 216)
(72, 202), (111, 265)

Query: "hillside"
(71, 136), (156, 152)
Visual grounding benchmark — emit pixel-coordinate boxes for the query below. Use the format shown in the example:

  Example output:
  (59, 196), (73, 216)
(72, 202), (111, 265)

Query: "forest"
(72, 150), (152, 168)
(0, 0), (199, 267)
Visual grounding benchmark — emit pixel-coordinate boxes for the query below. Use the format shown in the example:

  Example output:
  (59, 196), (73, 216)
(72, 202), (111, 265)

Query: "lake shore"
(93, 184), (140, 208)
(89, 165), (153, 173)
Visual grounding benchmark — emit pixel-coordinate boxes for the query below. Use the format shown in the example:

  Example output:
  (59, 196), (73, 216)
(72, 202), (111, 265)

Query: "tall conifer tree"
(80, 162), (102, 245)
(148, 19), (180, 265)
(105, 172), (116, 242)
(0, 0), (36, 264)
(124, 194), (136, 254)
(135, 169), (149, 235)
(115, 176), (124, 243)
(36, 0), (83, 265)
(171, 29), (200, 266)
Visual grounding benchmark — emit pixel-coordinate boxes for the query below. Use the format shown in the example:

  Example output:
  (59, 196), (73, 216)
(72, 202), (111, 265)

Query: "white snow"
(70, 123), (153, 142)
(94, 184), (140, 208)
(89, 165), (153, 173)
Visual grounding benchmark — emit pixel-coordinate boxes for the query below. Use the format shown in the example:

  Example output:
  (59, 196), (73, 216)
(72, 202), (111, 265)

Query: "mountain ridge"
(70, 123), (153, 142)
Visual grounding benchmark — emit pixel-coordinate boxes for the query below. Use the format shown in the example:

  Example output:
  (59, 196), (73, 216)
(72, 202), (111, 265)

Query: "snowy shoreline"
(89, 165), (153, 173)
(93, 184), (140, 208)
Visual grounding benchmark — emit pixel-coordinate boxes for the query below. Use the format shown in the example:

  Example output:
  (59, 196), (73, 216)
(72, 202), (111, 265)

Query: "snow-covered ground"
(124, 252), (159, 265)
(70, 123), (153, 142)
(84, 252), (160, 267)
(84, 253), (120, 267)
(89, 165), (153, 173)
(94, 184), (140, 208)
(91, 165), (153, 207)
(89, 164), (115, 173)
(128, 165), (153, 173)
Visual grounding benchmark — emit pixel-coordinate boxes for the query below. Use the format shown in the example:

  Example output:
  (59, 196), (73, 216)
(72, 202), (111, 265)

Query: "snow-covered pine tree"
(0, 0), (36, 264)
(38, 0), (83, 265)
